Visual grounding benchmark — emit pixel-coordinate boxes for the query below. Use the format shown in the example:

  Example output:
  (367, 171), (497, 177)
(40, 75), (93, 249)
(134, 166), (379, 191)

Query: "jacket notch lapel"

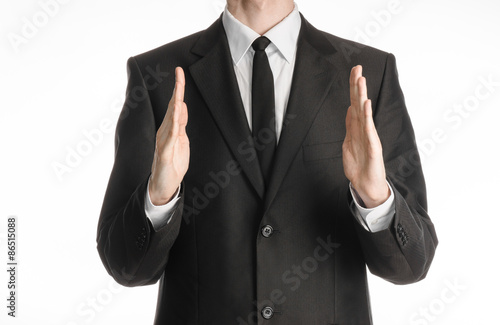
(263, 14), (344, 211)
(189, 17), (265, 199)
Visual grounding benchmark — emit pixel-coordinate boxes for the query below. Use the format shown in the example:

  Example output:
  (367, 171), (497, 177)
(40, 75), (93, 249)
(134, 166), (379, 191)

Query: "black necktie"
(251, 36), (276, 187)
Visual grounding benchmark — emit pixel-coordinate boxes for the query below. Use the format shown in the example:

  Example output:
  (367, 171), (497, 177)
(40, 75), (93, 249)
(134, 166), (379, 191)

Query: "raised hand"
(149, 67), (190, 205)
(342, 65), (390, 208)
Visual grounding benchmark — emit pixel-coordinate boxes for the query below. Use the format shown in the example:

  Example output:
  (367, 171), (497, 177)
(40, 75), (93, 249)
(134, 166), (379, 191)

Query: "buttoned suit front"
(96, 12), (438, 325)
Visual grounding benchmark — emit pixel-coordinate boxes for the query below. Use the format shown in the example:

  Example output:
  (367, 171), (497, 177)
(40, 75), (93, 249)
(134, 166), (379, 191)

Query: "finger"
(157, 104), (177, 146)
(363, 99), (376, 134)
(165, 103), (180, 147)
(364, 99), (382, 147)
(178, 102), (188, 136)
(162, 94), (181, 144)
(169, 67), (185, 130)
(171, 80), (184, 135)
(163, 76), (178, 127)
(167, 67), (184, 106)
(174, 67), (185, 104)
(349, 65), (362, 111)
(344, 106), (352, 142)
(349, 65), (361, 88)
(349, 66), (356, 104)
(163, 67), (185, 127)
(357, 76), (368, 116)
(169, 71), (178, 103)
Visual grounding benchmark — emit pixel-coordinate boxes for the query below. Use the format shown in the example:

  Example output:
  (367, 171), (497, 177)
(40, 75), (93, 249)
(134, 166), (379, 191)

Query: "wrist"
(352, 181), (390, 208)
(148, 180), (178, 206)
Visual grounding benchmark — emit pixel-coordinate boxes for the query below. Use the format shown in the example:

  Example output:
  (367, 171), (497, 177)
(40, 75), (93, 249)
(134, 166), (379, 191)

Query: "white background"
(1, 0), (499, 324)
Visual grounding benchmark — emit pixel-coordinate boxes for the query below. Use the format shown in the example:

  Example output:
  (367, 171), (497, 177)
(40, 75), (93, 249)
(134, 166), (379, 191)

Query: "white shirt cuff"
(144, 178), (181, 231)
(349, 180), (395, 233)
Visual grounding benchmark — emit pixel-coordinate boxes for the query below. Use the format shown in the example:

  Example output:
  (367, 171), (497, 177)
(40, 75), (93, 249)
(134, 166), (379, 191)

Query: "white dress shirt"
(144, 2), (395, 232)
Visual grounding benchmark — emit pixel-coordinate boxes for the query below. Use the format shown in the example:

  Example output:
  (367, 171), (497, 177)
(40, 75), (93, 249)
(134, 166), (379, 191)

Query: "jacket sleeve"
(96, 56), (184, 287)
(351, 53), (438, 285)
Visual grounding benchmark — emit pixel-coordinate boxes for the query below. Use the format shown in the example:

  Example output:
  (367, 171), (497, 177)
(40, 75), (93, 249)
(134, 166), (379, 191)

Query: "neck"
(226, 0), (294, 35)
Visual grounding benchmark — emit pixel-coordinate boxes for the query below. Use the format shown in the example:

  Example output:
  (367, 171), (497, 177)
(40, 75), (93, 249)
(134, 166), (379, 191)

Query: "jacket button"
(261, 306), (274, 319)
(261, 225), (274, 238)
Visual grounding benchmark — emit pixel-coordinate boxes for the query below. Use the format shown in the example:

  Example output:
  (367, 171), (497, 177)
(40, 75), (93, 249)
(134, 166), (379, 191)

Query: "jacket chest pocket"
(302, 140), (343, 162)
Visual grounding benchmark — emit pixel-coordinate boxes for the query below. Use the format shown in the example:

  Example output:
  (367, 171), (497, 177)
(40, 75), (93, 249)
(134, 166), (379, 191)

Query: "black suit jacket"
(96, 12), (438, 325)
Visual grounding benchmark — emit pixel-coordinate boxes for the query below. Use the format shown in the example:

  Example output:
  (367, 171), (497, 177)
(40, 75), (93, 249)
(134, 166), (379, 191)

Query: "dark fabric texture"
(96, 12), (438, 325)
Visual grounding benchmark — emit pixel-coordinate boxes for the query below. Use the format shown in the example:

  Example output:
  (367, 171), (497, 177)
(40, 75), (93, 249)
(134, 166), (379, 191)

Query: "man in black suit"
(96, 0), (438, 324)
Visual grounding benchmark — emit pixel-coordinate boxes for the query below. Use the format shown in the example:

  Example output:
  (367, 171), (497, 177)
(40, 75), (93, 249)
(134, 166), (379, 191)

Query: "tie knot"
(252, 36), (271, 52)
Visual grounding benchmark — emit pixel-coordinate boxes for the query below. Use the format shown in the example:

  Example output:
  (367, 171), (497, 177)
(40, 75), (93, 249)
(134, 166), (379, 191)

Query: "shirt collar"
(222, 2), (301, 65)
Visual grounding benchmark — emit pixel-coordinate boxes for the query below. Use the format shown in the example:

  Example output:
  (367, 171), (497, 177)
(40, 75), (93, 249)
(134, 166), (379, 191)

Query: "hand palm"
(342, 66), (388, 207)
(150, 67), (190, 205)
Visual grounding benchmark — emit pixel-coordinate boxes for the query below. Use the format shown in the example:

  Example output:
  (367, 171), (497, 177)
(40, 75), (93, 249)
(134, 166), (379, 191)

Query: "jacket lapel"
(188, 13), (346, 207)
(263, 13), (344, 211)
(189, 15), (266, 199)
